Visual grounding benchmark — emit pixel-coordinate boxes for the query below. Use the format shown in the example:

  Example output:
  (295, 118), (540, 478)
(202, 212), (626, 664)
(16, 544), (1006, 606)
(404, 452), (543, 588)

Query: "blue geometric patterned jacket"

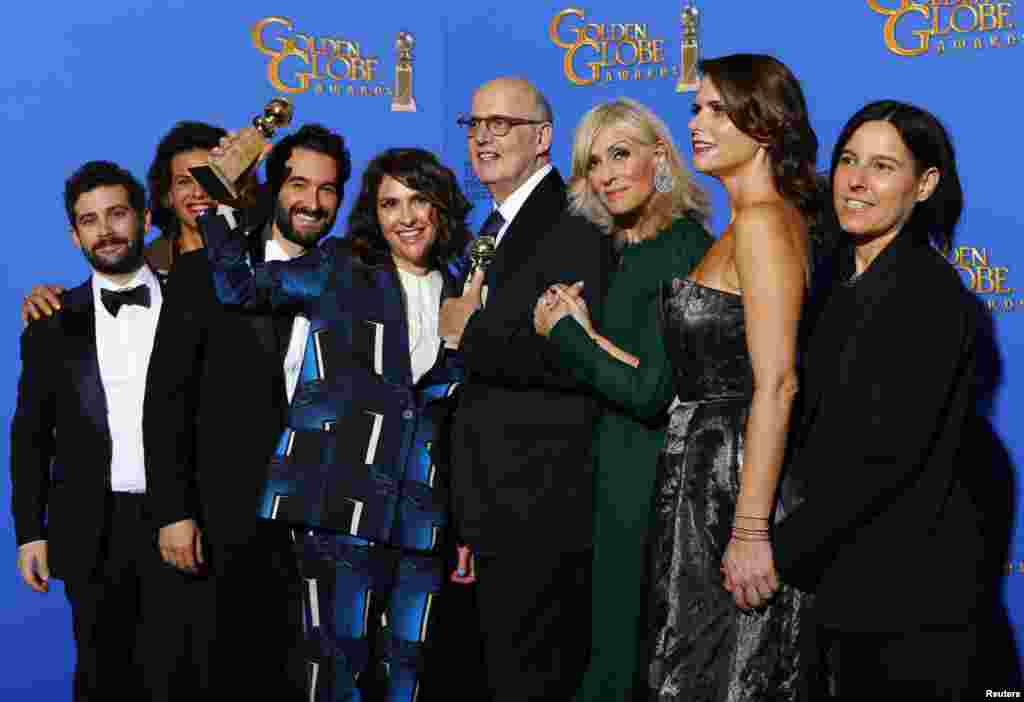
(199, 209), (465, 552)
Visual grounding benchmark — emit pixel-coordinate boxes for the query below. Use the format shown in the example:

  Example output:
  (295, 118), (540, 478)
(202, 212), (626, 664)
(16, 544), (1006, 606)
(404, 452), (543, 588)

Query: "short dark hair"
(265, 123), (352, 199)
(699, 54), (821, 217)
(65, 160), (146, 227)
(831, 100), (962, 250)
(147, 121), (227, 236)
(348, 148), (472, 268)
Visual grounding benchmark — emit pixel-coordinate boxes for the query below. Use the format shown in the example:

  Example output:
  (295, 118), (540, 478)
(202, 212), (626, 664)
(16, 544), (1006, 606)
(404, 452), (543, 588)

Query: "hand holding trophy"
(466, 234), (497, 302)
(468, 235), (497, 278)
(189, 97), (294, 205)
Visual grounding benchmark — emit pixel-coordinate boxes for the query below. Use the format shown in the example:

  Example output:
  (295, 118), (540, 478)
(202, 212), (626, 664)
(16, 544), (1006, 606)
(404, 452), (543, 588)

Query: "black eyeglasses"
(456, 114), (549, 137)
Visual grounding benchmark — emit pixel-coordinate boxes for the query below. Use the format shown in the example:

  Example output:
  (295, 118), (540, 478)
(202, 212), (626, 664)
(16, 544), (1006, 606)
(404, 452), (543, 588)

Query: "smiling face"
(468, 79), (551, 203)
(687, 77), (762, 178)
(376, 175), (439, 275)
(832, 120), (939, 243)
(273, 147), (341, 251)
(586, 124), (661, 219)
(167, 149), (216, 236)
(71, 184), (148, 276)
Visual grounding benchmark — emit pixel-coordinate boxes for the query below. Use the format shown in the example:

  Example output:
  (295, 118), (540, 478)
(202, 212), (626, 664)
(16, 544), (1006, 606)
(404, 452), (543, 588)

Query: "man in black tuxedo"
(141, 124), (352, 698)
(10, 160), (204, 700)
(439, 77), (608, 701)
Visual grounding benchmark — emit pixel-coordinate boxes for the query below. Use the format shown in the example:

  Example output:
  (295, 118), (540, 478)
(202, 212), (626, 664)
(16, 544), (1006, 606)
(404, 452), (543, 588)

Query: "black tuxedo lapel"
(61, 282), (110, 444)
(377, 260), (414, 385)
(241, 228), (293, 385)
(487, 169), (567, 304)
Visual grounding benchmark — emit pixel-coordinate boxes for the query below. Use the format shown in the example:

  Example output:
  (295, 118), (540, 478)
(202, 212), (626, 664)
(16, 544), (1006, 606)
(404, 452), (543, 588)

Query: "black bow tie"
(101, 285), (151, 317)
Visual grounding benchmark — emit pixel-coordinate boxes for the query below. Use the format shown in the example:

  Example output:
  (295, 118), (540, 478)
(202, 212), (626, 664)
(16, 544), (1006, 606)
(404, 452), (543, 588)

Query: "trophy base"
(189, 164), (240, 205)
(391, 98), (417, 113)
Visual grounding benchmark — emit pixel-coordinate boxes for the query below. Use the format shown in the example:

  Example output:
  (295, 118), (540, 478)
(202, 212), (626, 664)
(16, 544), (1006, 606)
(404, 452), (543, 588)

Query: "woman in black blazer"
(771, 101), (988, 698)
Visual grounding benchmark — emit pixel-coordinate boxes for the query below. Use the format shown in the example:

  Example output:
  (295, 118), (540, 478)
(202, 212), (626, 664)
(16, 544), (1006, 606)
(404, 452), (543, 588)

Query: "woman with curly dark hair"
(534, 54), (820, 700)
(201, 144), (472, 701)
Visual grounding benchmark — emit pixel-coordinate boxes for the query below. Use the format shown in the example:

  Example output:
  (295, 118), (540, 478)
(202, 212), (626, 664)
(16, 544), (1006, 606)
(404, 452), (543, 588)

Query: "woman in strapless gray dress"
(542, 54), (822, 701)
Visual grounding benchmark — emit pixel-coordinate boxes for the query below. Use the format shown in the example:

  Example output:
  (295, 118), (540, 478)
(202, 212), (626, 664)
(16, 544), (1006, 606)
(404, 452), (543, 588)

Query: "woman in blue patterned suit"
(200, 147), (472, 702)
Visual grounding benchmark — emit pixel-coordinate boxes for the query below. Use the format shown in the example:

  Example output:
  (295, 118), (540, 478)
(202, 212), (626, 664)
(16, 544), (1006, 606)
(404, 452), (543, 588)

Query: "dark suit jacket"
(451, 168), (610, 556)
(774, 230), (986, 632)
(143, 223), (290, 574)
(10, 278), (165, 582)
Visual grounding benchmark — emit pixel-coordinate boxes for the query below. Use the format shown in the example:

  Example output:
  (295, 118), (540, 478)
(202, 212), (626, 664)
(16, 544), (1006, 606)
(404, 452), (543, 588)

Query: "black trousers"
(475, 549), (592, 702)
(63, 492), (214, 702)
(205, 524), (306, 700)
(821, 626), (981, 700)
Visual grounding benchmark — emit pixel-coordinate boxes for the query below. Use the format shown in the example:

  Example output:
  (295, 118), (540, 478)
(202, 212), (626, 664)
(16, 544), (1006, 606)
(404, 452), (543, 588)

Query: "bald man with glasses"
(440, 76), (611, 701)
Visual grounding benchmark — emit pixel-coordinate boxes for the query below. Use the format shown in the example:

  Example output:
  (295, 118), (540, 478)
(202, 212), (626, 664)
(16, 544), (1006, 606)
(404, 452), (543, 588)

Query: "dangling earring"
(654, 158), (674, 193)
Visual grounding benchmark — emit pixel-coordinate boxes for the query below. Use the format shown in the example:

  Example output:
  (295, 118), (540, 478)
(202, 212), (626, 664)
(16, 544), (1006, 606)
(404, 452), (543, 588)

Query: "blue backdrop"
(2, 1), (1022, 696)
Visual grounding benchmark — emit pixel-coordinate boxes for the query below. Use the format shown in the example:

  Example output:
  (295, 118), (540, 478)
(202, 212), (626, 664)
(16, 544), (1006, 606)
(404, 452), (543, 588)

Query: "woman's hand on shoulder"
(21, 284), (65, 325)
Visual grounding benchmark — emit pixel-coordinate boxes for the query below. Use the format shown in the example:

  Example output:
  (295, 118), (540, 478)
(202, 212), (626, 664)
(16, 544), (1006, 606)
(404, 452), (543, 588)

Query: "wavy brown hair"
(699, 54), (820, 218)
(347, 148), (472, 269)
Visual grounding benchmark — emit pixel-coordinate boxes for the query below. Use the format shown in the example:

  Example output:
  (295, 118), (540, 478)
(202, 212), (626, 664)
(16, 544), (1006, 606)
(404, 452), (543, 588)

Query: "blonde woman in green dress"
(534, 98), (712, 701)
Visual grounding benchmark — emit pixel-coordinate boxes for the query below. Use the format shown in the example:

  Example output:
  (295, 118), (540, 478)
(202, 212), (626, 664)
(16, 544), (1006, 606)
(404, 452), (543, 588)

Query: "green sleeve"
(546, 218), (712, 421)
(547, 295), (674, 421)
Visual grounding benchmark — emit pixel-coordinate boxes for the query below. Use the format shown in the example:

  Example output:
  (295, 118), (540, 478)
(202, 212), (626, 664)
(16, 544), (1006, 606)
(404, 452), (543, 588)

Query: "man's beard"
(275, 199), (336, 250)
(81, 232), (145, 276)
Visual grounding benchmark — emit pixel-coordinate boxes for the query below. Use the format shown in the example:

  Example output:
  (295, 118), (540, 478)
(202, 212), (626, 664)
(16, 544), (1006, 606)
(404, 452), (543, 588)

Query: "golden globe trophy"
(391, 31), (417, 112)
(189, 97), (294, 203)
(466, 235), (497, 307)
(469, 236), (497, 276)
(676, 3), (700, 93)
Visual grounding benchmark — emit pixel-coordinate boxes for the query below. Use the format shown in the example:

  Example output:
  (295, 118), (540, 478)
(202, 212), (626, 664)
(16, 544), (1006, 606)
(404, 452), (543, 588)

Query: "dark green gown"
(549, 217), (712, 701)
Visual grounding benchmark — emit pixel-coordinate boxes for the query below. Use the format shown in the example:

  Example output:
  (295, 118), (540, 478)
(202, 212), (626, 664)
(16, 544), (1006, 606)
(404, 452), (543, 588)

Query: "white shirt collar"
(264, 234), (297, 263)
(495, 163), (553, 228)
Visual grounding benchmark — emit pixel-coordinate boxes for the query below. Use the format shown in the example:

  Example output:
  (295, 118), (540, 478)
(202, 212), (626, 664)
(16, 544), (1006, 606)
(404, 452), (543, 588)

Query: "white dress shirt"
(92, 265), (163, 493)
(264, 236), (310, 403)
(493, 163), (553, 247)
(397, 268), (443, 384)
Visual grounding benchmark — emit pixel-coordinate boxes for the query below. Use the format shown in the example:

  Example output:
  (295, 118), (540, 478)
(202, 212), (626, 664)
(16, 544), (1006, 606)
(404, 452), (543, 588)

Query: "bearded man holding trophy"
(187, 88), (481, 700)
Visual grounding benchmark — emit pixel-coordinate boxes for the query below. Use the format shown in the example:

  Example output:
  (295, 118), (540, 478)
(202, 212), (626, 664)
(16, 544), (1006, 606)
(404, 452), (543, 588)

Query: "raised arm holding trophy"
(189, 97), (294, 205)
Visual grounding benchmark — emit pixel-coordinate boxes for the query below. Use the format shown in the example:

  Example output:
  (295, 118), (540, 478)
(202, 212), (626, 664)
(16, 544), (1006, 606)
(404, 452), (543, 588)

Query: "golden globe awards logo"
(946, 245), (1022, 312)
(868, 0), (1019, 57)
(548, 8), (680, 86)
(251, 16), (391, 98)
(462, 161), (490, 202)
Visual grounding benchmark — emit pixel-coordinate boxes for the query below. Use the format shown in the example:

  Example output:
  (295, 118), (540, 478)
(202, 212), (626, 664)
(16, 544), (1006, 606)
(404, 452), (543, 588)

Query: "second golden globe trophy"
(468, 236), (497, 276)
(676, 3), (701, 93)
(466, 235), (497, 306)
(189, 97), (294, 204)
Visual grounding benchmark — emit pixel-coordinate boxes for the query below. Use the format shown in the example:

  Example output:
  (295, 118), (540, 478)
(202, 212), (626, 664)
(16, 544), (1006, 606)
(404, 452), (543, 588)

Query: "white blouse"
(397, 268), (443, 384)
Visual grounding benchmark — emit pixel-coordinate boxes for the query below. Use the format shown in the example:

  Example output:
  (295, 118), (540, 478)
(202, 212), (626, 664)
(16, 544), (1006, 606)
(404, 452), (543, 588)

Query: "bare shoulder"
(733, 202), (807, 261)
(733, 202), (796, 240)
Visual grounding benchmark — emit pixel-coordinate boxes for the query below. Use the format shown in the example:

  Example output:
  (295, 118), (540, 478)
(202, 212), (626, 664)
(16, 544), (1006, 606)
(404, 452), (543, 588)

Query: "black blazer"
(10, 278), (166, 582)
(774, 230), (986, 631)
(143, 226), (290, 573)
(451, 168), (610, 556)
